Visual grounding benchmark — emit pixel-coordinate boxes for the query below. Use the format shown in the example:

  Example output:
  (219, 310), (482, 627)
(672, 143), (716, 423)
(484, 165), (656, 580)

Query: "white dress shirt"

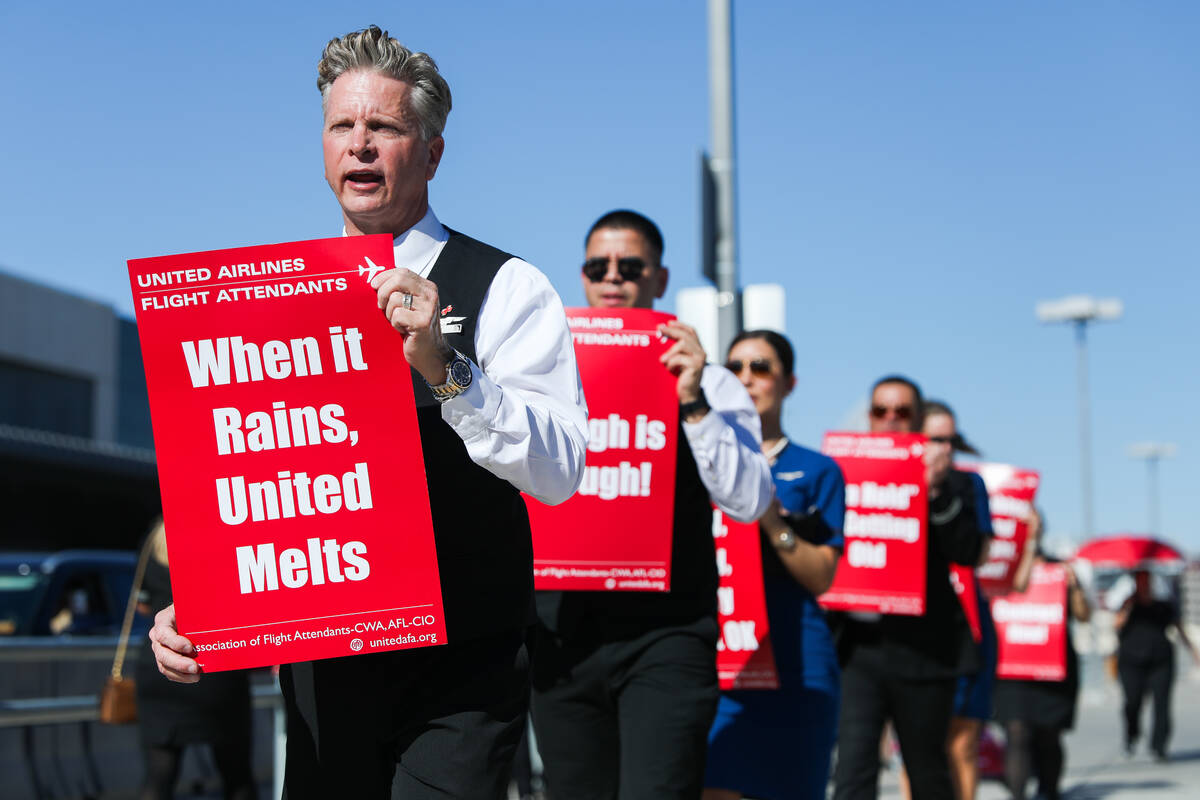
(383, 208), (589, 505)
(686, 364), (774, 522)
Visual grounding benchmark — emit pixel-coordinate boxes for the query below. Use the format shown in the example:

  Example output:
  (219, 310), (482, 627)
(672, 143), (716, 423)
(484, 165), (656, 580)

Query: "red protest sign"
(128, 237), (445, 672)
(818, 432), (928, 615)
(957, 462), (1040, 595)
(992, 562), (1068, 681)
(951, 565), (983, 642)
(526, 308), (678, 591)
(714, 510), (780, 690)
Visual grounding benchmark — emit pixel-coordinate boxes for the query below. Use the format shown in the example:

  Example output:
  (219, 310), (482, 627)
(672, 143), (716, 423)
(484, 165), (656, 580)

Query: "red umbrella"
(1074, 535), (1185, 571)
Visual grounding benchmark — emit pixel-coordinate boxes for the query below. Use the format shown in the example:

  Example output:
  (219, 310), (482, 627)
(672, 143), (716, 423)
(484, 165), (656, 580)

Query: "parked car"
(0, 551), (275, 800)
(0, 550), (147, 637)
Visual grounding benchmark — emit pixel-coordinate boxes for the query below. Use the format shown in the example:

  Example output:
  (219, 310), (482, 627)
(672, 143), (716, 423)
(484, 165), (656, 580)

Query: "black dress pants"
(530, 617), (720, 800)
(1119, 653), (1175, 755)
(832, 646), (957, 800)
(279, 629), (528, 799)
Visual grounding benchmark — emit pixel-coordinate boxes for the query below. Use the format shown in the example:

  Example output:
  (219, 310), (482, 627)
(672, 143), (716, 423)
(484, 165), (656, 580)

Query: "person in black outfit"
(135, 521), (255, 800)
(530, 211), (773, 800)
(831, 376), (986, 800)
(1115, 568), (1200, 761)
(992, 512), (1089, 800)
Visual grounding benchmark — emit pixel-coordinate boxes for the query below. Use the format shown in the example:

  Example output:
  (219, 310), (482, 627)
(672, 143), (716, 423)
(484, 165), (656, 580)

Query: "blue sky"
(1, 2), (1196, 549)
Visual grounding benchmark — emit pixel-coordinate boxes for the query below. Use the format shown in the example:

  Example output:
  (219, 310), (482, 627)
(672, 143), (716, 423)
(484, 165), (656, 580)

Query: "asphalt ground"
(879, 655), (1200, 800)
(6, 653), (1195, 798)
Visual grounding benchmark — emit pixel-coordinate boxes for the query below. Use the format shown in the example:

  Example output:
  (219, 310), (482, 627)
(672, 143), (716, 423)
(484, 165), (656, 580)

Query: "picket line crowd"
(138, 24), (1197, 800)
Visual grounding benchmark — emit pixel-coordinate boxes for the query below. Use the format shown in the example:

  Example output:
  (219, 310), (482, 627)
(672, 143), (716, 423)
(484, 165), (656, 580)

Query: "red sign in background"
(818, 432), (928, 615)
(526, 308), (679, 591)
(713, 511), (779, 690)
(951, 565), (983, 642)
(992, 562), (1068, 681)
(958, 462), (1040, 595)
(129, 237), (445, 671)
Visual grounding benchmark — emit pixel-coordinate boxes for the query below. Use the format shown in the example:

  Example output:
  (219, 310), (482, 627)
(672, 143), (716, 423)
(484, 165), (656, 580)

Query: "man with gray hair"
(149, 25), (589, 799)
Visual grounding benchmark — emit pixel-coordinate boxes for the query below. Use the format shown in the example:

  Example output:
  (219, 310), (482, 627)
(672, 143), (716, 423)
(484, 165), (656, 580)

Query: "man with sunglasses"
(531, 209), (772, 800)
(831, 376), (988, 800)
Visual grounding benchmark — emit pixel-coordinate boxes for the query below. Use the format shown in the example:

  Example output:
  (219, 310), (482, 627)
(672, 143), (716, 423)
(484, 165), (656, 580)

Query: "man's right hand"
(923, 443), (952, 499)
(148, 603), (201, 683)
(657, 320), (707, 411)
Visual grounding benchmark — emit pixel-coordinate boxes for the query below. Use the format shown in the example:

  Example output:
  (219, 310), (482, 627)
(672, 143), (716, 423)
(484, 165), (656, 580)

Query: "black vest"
(410, 230), (534, 641)
(536, 420), (717, 640)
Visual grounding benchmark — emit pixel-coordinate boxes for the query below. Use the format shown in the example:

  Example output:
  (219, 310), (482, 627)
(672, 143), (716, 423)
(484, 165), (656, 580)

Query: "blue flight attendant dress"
(705, 441), (845, 800)
(952, 470), (998, 720)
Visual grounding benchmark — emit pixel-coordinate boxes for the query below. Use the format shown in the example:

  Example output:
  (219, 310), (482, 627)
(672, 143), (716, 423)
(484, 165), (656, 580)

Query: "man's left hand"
(658, 320), (706, 405)
(371, 268), (453, 384)
(758, 497), (790, 539)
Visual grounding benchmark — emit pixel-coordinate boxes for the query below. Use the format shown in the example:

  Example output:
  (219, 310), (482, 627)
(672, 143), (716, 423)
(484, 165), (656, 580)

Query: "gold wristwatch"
(427, 350), (473, 403)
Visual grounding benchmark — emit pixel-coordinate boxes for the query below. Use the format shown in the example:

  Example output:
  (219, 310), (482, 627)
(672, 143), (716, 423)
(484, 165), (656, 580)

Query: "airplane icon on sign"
(357, 256), (387, 282)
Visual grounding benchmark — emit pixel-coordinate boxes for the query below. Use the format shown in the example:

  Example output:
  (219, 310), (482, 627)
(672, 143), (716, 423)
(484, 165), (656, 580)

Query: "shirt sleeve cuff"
(440, 362), (499, 442)
(681, 406), (724, 447)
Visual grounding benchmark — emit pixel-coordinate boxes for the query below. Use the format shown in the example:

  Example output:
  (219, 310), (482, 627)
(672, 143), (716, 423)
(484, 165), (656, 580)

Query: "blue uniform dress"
(952, 471), (998, 719)
(705, 442), (845, 800)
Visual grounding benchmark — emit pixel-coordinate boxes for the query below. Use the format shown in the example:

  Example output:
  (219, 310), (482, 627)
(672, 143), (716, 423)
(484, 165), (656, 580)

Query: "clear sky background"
(2, 2), (1196, 550)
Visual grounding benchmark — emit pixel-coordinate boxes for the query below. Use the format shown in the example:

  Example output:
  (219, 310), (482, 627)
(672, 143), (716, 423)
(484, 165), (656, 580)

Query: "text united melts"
(182, 324), (379, 591)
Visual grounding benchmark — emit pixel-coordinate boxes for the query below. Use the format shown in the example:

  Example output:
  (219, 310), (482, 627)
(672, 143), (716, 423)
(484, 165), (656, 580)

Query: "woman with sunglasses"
(704, 330), (845, 800)
(896, 401), (997, 800)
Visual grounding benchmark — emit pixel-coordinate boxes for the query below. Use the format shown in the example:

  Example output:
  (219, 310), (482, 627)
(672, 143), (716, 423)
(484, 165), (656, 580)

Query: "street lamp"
(1035, 295), (1123, 538)
(705, 0), (742, 359)
(1128, 442), (1177, 536)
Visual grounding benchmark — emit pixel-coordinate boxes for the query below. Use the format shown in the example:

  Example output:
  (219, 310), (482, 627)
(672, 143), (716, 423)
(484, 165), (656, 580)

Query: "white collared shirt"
(688, 364), (774, 522)
(378, 208), (589, 505)
(361, 208), (769, 519)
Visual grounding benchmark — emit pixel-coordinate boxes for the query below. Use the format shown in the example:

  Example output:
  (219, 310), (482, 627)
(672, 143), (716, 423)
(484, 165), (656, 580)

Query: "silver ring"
(402, 293), (414, 311)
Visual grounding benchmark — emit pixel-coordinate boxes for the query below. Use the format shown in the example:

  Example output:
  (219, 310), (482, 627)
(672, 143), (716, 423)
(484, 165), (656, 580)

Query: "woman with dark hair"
(895, 400), (995, 800)
(704, 330), (845, 800)
(1115, 568), (1200, 761)
(991, 514), (1089, 800)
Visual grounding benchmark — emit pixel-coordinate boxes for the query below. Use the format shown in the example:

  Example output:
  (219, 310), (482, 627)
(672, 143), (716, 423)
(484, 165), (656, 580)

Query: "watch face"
(449, 358), (473, 388)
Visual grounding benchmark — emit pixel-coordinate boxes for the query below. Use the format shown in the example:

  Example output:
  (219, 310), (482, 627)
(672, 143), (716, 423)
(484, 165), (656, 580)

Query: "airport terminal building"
(0, 270), (160, 549)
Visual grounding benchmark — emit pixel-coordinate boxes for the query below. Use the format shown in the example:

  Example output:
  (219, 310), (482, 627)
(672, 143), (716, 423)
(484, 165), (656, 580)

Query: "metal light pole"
(1128, 442), (1177, 536)
(1035, 295), (1123, 538)
(707, 0), (742, 358)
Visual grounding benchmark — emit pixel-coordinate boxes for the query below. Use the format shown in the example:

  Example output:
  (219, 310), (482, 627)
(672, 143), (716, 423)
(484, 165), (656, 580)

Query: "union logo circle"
(350, 638), (364, 652)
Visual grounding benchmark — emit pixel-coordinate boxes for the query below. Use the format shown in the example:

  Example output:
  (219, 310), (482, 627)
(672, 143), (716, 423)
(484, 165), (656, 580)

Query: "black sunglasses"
(725, 359), (774, 376)
(581, 257), (650, 283)
(869, 404), (914, 420)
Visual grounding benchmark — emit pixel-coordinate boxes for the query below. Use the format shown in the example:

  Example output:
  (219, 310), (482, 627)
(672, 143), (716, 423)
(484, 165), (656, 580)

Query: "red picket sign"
(713, 510), (780, 690)
(951, 565), (983, 642)
(526, 308), (679, 591)
(818, 432), (928, 615)
(957, 462), (1040, 595)
(128, 236), (445, 672)
(992, 563), (1068, 681)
